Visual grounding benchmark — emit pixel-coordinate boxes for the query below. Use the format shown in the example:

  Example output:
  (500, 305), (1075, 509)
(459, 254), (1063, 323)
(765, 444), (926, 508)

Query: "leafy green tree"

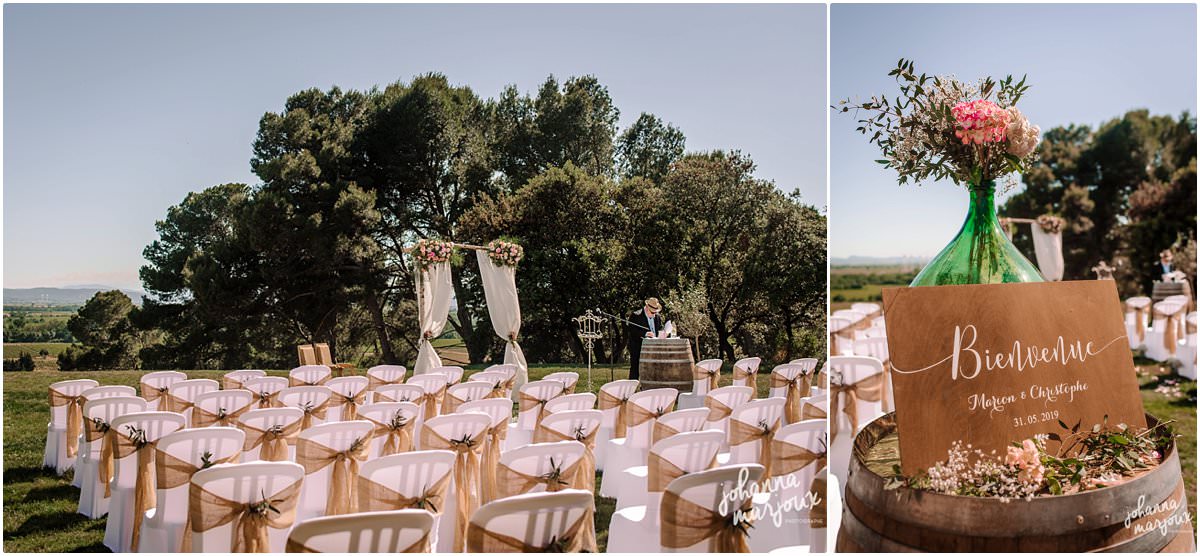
(62, 290), (141, 369)
(616, 113), (686, 183)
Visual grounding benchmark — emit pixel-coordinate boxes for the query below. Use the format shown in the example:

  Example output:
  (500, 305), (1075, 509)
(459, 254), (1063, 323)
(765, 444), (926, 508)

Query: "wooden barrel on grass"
(837, 413), (1195, 552)
(638, 338), (694, 391)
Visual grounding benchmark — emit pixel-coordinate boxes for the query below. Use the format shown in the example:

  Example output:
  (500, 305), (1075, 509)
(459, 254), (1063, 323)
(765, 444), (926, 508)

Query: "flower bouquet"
(485, 239), (523, 267)
(412, 238), (454, 270)
(838, 59), (1044, 285)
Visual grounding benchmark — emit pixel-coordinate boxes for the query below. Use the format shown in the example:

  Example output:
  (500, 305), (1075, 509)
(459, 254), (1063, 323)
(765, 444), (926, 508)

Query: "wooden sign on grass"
(882, 280), (1147, 475)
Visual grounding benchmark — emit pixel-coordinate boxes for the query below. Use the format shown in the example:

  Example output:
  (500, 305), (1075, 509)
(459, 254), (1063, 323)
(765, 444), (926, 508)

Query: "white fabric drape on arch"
(476, 250), (529, 398)
(414, 261), (454, 374)
(1030, 225), (1064, 281)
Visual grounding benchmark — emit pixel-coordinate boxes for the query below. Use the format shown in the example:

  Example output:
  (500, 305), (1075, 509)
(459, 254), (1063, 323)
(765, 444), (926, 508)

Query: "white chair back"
(457, 398), (513, 429)
(445, 382), (494, 411)
(358, 402), (422, 458)
(278, 386), (335, 428)
(654, 407), (710, 442)
(81, 385), (136, 402)
(692, 359), (723, 395)
(80, 396), (148, 457)
(357, 450), (456, 511)
(704, 385), (753, 435)
(731, 357), (762, 390)
(428, 365), (465, 384)
(497, 440), (586, 498)
(290, 365), (332, 386)
(852, 302), (881, 317)
(625, 388), (679, 450)
(48, 379), (100, 428)
(727, 398), (786, 465)
(222, 369), (266, 390)
(466, 490), (593, 552)
(140, 372), (186, 411)
(287, 509), (435, 552)
(326, 376), (369, 421)
(769, 362), (813, 399)
(828, 356), (886, 436)
(598, 379), (639, 429)
(516, 380), (566, 430)
(192, 389), (255, 427)
(643, 429), (724, 524)
(542, 371), (580, 393)
(661, 464), (765, 552)
(853, 337), (889, 364)
(188, 461), (305, 552)
(169, 379), (219, 421)
(147, 427), (245, 529)
(828, 316), (854, 355)
(772, 420), (826, 503)
(366, 365), (408, 387)
(237, 407), (304, 461)
(295, 420), (376, 519)
(242, 376), (289, 408)
(108, 411), (188, 491)
(374, 383), (427, 405)
(543, 392), (596, 414)
(534, 410), (603, 444)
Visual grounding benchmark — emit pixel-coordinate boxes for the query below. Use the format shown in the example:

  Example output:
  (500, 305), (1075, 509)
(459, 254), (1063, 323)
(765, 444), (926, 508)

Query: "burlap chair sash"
(732, 365), (758, 399)
(367, 374), (404, 391)
(597, 389), (631, 439)
(800, 403), (827, 421)
(222, 375), (253, 390)
(287, 533), (429, 554)
(297, 399), (330, 431)
(652, 420), (682, 445)
(193, 404), (252, 428)
(140, 384), (173, 412)
(335, 391), (366, 422)
(704, 396), (734, 422)
(373, 390), (420, 404)
(86, 418), (117, 497)
(485, 380), (509, 400)
(647, 451), (716, 493)
(661, 488), (753, 552)
(830, 373), (885, 443)
(419, 426), (485, 552)
(163, 391), (195, 416)
(729, 418), (780, 480)
(494, 457), (582, 500)
(420, 387), (446, 421)
(1154, 305), (1184, 354)
(288, 374), (330, 387)
(480, 420), (508, 505)
(253, 390), (281, 409)
(467, 512), (588, 553)
(112, 427), (161, 551)
(533, 426), (599, 492)
(769, 441), (826, 477)
(242, 420), (302, 461)
(357, 472), (451, 513)
(1127, 300), (1150, 342)
(770, 372), (811, 424)
(365, 411), (416, 457)
(518, 391), (558, 429)
(295, 434), (372, 516)
(628, 400), (676, 429)
(154, 447), (239, 551)
(442, 390), (471, 415)
(808, 474), (827, 529)
(186, 480), (300, 553)
(48, 389), (85, 458)
(693, 365), (720, 392)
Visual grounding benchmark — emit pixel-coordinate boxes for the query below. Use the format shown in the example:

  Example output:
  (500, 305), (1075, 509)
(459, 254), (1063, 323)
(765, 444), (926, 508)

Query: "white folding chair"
(77, 396), (147, 518)
(466, 370), (510, 399)
(532, 410), (603, 493)
(407, 373), (449, 422)
(1147, 299), (1188, 361)
(543, 392), (596, 414)
(421, 412), (492, 552)
(595, 379), (639, 471)
(651, 407), (710, 444)
(542, 371), (580, 394)
(614, 428), (723, 514)
(365, 364), (408, 390)
(138, 427), (244, 552)
(289, 364), (332, 387)
(800, 393), (829, 423)
(191, 389), (255, 428)
(703, 385), (753, 445)
(358, 401), (421, 458)
(770, 360), (818, 399)
(608, 464), (764, 553)
(444, 381), (494, 414)
(295, 420), (375, 521)
(287, 509), (435, 552)
(357, 450), (455, 550)
(139, 371), (186, 411)
(221, 369), (266, 390)
(277, 385), (335, 430)
(428, 365), (465, 385)
(237, 407), (304, 462)
(467, 490), (594, 552)
(680, 359), (722, 409)
(72, 385), (137, 487)
(101, 411), (187, 552)
(1125, 296), (1152, 350)
(747, 420), (826, 552)
(457, 397), (514, 507)
(187, 461), (305, 552)
(731, 356), (763, 394)
(487, 363), (520, 394)
(829, 316), (855, 356)
(506, 379), (566, 450)
(374, 383), (427, 404)
(726, 397), (787, 468)
(827, 356), (885, 484)
(43, 378), (98, 474)
(325, 376), (369, 421)
(242, 376), (289, 409)
(599, 387), (678, 498)
(495, 440), (586, 501)
(165, 379), (219, 423)
(852, 337), (892, 410)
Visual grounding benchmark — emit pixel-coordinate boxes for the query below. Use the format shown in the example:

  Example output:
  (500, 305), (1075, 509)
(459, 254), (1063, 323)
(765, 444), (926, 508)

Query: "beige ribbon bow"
(192, 404), (252, 428)
(419, 426), (485, 552)
(598, 389), (631, 439)
(253, 390), (280, 409)
(367, 373), (405, 391)
(420, 387), (446, 422)
(288, 374), (330, 387)
(628, 400), (676, 429)
(518, 391), (556, 429)
(1128, 300), (1149, 343)
(140, 384), (174, 412)
(295, 434), (372, 516)
(732, 365), (758, 398)
(694, 365), (720, 392)
(704, 396), (734, 423)
(830, 373), (885, 444)
(155, 447), (239, 552)
(770, 372), (811, 424)
(652, 420), (683, 445)
(48, 389), (85, 459)
(769, 440), (826, 478)
(357, 472), (451, 514)
(112, 427), (160, 552)
(187, 480), (301, 553)
(336, 391), (365, 421)
(1155, 305), (1183, 355)
(480, 419), (508, 505)
(467, 512), (588, 553)
(365, 411), (416, 457)
(494, 456), (582, 500)
(86, 418), (117, 498)
(661, 488), (754, 552)
(241, 420), (302, 462)
(297, 399), (330, 431)
(729, 418), (780, 482)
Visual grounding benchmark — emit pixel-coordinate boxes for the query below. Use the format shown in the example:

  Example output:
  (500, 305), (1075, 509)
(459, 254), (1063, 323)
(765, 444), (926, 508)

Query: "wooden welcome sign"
(882, 280), (1147, 475)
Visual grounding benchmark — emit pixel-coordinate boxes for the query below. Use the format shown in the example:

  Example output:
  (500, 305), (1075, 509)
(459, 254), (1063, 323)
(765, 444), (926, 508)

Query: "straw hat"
(644, 297), (662, 312)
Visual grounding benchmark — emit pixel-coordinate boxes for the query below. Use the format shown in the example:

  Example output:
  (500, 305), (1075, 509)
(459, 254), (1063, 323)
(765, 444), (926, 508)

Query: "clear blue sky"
(831, 3), (1197, 261)
(4, 3), (827, 290)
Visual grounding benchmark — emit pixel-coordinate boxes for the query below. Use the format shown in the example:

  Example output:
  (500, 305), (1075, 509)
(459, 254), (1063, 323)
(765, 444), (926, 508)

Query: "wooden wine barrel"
(837, 413), (1195, 553)
(638, 338), (694, 391)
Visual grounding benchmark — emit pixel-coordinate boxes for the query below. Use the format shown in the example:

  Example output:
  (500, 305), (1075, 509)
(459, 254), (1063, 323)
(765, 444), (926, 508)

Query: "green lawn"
(2, 363), (774, 552)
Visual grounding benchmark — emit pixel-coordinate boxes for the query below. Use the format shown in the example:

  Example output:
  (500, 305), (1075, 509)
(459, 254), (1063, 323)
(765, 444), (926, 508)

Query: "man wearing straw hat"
(626, 297), (665, 380)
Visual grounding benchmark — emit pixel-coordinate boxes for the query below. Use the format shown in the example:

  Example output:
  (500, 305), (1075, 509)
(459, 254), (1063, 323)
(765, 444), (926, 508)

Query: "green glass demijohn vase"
(910, 180), (1044, 286)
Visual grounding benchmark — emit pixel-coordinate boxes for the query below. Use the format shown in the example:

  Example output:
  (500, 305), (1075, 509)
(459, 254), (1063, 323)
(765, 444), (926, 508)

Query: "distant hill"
(831, 255), (929, 267)
(4, 287), (146, 306)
